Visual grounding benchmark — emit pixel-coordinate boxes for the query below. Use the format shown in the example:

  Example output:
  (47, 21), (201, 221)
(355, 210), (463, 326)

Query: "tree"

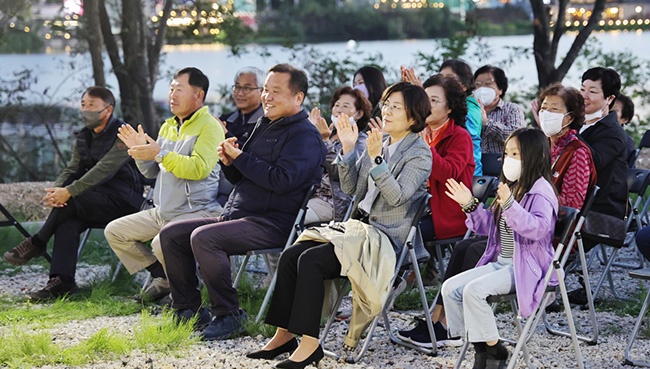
(0, 0), (30, 42)
(530, 0), (607, 89)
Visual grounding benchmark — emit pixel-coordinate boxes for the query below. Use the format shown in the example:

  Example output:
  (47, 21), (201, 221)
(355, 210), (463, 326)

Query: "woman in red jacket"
(419, 74), (476, 274)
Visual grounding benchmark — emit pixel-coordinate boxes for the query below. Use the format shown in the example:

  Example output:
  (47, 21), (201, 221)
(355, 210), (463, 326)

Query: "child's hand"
(496, 182), (512, 206)
(445, 178), (473, 206)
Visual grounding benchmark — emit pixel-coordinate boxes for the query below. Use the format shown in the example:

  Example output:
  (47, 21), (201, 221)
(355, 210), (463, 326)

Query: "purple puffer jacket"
(468, 177), (558, 318)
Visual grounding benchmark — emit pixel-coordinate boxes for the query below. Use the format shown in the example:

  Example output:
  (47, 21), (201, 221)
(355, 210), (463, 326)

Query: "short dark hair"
(581, 67), (621, 109)
(268, 63), (309, 98)
(440, 59), (475, 95)
(82, 86), (116, 107)
(474, 65), (508, 98)
(616, 93), (635, 123)
(380, 82), (430, 133)
(354, 66), (388, 107)
(330, 86), (372, 132)
(538, 82), (585, 131)
(174, 67), (209, 102)
(422, 74), (468, 129)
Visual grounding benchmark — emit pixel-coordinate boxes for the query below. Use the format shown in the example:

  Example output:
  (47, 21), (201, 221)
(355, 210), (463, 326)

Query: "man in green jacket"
(3, 86), (144, 301)
(104, 67), (225, 303)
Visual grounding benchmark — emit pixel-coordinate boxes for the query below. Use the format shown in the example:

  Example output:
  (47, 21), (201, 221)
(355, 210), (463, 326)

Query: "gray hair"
(234, 67), (266, 87)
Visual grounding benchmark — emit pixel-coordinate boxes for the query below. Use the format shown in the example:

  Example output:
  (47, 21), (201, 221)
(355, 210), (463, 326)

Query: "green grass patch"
(393, 285), (438, 311)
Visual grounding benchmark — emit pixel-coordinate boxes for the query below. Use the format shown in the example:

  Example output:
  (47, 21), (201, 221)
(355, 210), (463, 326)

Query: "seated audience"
(219, 66), (265, 145)
(612, 92), (636, 166)
(443, 127), (558, 368)
(3, 86), (143, 301)
(105, 67), (225, 303)
(246, 82), (432, 369)
(158, 64), (325, 341)
(306, 86), (372, 224)
(473, 65), (525, 154)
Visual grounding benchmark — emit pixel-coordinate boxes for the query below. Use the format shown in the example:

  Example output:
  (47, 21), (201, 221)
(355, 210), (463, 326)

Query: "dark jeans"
(264, 240), (341, 338)
(35, 187), (135, 279)
(159, 216), (287, 317)
(435, 235), (488, 305)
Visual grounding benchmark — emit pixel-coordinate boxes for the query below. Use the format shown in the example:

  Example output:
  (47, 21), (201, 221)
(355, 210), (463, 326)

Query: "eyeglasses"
(475, 79), (495, 87)
(431, 99), (447, 107)
(232, 85), (262, 94)
(379, 102), (405, 114)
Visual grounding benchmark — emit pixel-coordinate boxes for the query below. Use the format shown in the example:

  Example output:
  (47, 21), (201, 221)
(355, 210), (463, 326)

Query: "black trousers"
(35, 187), (136, 280)
(159, 216), (287, 316)
(265, 241), (341, 338)
(435, 235), (488, 305)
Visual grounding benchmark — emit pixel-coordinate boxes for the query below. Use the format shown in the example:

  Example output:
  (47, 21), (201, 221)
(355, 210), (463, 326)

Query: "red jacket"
(428, 121), (476, 239)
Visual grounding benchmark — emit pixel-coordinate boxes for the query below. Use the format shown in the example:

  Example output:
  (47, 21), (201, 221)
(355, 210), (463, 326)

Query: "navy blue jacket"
(221, 109), (326, 233)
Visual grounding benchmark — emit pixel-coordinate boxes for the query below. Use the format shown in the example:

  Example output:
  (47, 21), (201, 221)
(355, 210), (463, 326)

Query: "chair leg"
(453, 339), (470, 369)
(255, 268), (276, 323)
(77, 228), (92, 257)
(111, 262), (123, 282)
(320, 279), (349, 360)
(232, 254), (251, 289)
(624, 284), (650, 367)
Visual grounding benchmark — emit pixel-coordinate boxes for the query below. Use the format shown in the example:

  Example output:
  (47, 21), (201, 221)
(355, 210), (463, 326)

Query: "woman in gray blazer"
(247, 82), (433, 369)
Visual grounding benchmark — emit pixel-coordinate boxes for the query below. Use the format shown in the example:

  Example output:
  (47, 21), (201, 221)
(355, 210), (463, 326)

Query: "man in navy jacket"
(159, 63), (326, 340)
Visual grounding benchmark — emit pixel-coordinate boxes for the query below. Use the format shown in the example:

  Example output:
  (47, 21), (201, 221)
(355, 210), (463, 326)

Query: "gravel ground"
(1, 243), (649, 369)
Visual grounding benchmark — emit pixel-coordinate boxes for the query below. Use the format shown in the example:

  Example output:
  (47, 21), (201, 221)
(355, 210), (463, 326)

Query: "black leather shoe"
(274, 344), (324, 369)
(246, 337), (298, 360)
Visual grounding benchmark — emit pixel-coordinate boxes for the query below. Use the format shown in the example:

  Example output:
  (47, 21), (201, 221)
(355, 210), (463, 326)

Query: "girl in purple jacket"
(443, 127), (558, 369)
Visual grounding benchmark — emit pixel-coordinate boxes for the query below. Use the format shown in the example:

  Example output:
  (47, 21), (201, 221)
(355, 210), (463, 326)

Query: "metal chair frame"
(625, 267), (650, 367)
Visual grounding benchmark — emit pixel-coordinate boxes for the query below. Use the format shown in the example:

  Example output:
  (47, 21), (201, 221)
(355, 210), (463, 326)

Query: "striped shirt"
(499, 194), (516, 260)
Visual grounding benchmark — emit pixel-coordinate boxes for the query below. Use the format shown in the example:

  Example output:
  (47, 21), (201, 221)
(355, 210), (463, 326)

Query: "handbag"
(581, 210), (627, 248)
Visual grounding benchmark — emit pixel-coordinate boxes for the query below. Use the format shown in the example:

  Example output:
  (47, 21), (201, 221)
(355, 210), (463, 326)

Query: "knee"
(159, 222), (185, 252)
(104, 219), (124, 245)
(152, 234), (163, 259)
(189, 227), (217, 254)
(462, 280), (484, 302)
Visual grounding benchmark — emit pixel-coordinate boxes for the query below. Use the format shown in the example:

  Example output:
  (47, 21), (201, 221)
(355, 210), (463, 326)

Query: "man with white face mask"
(3, 86), (144, 301)
(578, 67), (628, 223)
(473, 65), (525, 154)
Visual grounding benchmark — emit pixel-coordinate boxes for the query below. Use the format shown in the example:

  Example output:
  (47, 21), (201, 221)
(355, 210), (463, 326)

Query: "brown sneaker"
(3, 238), (45, 265)
(27, 276), (78, 302)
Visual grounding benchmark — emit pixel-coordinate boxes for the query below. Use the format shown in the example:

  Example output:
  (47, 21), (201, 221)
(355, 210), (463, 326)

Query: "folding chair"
(320, 194), (435, 363)
(429, 175), (498, 278)
(545, 186), (600, 345)
(231, 184), (316, 323)
(452, 206), (583, 369)
(630, 129), (650, 168)
(587, 169), (650, 302)
(625, 267), (650, 367)
(0, 202), (51, 262)
(481, 153), (503, 177)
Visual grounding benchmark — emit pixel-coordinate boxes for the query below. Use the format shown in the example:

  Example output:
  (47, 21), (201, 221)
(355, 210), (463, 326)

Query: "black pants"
(159, 216), (287, 316)
(265, 241), (341, 338)
(35, 187), (136, 280)
(435, 235), (488, 305)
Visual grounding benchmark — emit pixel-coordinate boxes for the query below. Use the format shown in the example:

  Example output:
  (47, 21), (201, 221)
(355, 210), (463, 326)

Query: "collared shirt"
(481, 99), (525, 154)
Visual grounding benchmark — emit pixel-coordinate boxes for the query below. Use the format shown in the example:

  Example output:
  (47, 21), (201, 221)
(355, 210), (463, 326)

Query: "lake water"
(2, 30), (650, 105)
(1, 31), (648, 182)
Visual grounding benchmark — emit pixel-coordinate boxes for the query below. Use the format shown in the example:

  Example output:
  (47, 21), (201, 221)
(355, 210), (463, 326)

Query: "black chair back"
(472, 175), (498, 204)
(481, 153), (502, 177)
(627, 169), (650, 197)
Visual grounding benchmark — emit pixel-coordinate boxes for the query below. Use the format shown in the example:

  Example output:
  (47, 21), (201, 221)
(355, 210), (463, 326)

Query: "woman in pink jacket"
(443, 127), (558, 369)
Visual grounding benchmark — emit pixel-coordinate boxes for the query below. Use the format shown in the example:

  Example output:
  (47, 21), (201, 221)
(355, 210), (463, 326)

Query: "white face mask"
(539, 110), (569, 137)
(502, 156), (522, 182)
(585, 98), (611, 121)
(331, 114), (356, 130)
(474, 87), (496, 106)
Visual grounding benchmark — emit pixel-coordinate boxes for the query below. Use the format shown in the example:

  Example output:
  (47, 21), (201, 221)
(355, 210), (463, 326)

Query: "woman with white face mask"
(473, 65), (525, 154)
(537, 83), (596, 210)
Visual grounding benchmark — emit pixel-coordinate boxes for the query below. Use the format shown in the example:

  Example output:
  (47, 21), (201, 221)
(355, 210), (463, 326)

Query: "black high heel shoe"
(246, 337), (299, 360)
(274, 344), (324, 369)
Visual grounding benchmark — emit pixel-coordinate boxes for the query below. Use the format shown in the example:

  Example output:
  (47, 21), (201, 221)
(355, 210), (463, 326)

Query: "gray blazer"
(338, 131), (432, 261)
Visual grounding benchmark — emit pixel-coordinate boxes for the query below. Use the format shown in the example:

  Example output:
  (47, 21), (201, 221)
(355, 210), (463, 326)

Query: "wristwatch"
(374, 156), (383, 165)
(154, 149), (168, 164)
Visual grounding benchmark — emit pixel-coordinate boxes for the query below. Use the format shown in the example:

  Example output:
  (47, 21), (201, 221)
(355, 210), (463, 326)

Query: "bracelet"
(461, 197), (479, 213)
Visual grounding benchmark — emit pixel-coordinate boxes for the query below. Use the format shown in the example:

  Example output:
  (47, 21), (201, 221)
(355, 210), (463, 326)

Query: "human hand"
(479, 101), (488, 127)
(118, 124), (147, 148)
(309, 107), (331, 140)
(127, 134), (161, 161)
(496, 182), (512, 206)
(338, 112), (359, 155)
(216, 116), (228, 133)
(445, 178), (473, 206)
(218, 137), (239, 166)
(530, 99), (540, 127)
(43, 187), (70, 207)
(400, 66), (423, 87)
(366, 119), (383, 160)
